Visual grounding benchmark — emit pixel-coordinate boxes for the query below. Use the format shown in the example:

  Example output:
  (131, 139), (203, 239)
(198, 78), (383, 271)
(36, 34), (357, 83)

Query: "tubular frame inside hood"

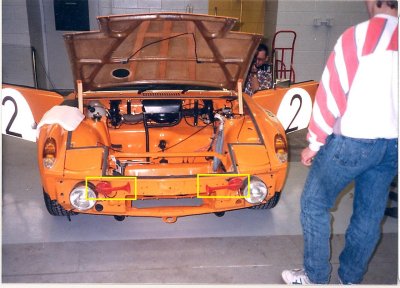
(64, 13), (262, 92)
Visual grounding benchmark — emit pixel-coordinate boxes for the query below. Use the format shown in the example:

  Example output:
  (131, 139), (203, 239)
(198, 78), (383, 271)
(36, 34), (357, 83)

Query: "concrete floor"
(2, 130), (398, 284)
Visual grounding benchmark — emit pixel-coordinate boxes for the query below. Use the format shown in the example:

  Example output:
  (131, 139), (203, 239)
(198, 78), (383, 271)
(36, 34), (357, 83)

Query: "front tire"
(249, 192), (281, 209)
(43, 189), (77, 216)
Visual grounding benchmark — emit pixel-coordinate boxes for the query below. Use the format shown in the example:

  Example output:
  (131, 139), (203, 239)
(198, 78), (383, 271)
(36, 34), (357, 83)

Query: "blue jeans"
(300, 134), (398, 284)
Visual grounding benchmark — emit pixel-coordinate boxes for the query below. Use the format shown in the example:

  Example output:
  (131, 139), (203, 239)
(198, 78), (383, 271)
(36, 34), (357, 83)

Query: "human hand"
(301, 147), (318, 166)
(250, 63), (258, 73)
(250, 74), (260, 92)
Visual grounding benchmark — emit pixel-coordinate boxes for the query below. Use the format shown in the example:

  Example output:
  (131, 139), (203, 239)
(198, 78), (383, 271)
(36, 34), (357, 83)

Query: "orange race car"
(2, 13), (318, 223)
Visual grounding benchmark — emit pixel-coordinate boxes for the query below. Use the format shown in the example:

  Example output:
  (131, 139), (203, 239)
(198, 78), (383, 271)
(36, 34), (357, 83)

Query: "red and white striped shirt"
(308, 14), (398, 151)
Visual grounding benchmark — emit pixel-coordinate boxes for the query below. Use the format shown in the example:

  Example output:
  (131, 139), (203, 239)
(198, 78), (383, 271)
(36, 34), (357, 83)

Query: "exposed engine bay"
(80, 95), (260, 177)
(86, 98), (233, 128)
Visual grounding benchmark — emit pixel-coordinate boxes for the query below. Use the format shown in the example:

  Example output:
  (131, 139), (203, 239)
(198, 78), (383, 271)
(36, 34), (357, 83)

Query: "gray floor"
(2, 130), (398, 284)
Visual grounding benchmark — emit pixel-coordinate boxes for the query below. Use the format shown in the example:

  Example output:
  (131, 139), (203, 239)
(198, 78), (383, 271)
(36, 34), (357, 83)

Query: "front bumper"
(47, 170), (285, 222)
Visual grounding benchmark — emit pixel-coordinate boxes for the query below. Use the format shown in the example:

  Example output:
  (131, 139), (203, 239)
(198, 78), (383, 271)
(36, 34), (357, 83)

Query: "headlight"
(240, 176), (268, 204)
(43, 137), (57, 168)
(274, 134), (288, 163)
(70, 183), (96, 211)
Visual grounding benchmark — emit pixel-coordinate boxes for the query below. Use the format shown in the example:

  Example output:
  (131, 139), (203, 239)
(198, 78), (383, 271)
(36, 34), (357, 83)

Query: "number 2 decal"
(2, 96), (22, 138)
(276, 88), (313, 134)
(1, 88), (37, 142)
(285, 94), (302, 133)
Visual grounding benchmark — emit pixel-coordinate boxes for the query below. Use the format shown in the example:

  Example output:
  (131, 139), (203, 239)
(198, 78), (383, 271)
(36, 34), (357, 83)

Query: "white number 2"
(276, 87), (313, 133)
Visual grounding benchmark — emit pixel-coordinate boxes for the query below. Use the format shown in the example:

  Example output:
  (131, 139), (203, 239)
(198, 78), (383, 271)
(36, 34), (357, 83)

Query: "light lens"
(274, 134), (288, 163)
(241, 176), (268, 204)
(43, 137), (57, 168)
(70, 184), (96, 211)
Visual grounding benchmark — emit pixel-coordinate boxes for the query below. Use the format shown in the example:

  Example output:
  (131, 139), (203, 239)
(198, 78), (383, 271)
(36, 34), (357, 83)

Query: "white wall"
(275, 1), (369, 82)
(27, 0), (50, 89)
(33, 0), (209, 90)
(95, 0), (209, 15)
(2, 0), (369, 89)
(264, 0), (278, 50)
(2, 0), (35, 86)
(41, 0), (75, 90)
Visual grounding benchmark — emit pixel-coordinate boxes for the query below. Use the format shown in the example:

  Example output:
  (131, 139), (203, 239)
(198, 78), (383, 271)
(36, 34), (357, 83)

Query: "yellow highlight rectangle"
(197, 174), (250, 199)
(85, 176), (137, 201)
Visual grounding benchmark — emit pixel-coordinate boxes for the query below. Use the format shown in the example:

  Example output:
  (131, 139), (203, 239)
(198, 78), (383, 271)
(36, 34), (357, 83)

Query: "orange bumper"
(46, 169), (286, 222)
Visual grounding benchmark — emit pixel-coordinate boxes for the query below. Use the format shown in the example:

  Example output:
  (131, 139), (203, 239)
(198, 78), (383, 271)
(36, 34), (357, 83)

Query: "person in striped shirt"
(282, 0), (398, 284)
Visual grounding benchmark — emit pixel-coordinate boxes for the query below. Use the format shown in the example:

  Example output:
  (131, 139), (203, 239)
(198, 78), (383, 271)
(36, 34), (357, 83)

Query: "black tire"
(114, 215), (126, 221)
(43, 189), (77, 216)
(249, 192), (281, 209)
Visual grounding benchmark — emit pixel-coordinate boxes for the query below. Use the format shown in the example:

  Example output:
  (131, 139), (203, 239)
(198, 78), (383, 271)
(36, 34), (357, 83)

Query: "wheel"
(214, 212), (225, 217)
(249, 192), (281, 209)
(114, 215), (125, 221)
(43, 189), (77, 216)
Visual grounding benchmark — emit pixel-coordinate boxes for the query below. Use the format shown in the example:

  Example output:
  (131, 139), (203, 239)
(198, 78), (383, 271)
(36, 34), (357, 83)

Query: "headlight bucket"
(240, 176), (268, 204)
(70, 183), (97, 211)
(43, 137), (57, 168)
(274, 134), (288, 163)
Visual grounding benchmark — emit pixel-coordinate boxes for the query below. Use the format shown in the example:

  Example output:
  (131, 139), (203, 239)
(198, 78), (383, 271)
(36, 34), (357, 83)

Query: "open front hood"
(64, 13), (262, 92)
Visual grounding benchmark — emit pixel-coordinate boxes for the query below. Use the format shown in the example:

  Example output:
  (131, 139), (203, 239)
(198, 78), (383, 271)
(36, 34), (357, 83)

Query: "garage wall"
(96, 0), (209, 15)
(2, 0), (369, 89)
(26, 0), (49, 89)
(275, 1), (368, 82)
(25, 0), (209, 90)
(264, 1), (279, 49)
(2, 0), (35, 86)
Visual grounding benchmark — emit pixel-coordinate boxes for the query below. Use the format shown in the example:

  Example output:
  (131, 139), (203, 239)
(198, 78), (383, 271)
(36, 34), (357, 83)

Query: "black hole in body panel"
(112, 69), (130, 78)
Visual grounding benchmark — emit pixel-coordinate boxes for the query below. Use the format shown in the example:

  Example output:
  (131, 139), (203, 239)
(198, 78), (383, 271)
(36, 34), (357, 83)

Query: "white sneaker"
(339, 278), (353, 285)
(282, 269), (313, 284)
